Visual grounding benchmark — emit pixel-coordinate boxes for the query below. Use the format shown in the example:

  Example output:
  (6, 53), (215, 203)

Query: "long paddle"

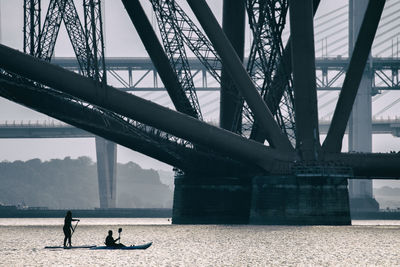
(118, 228), (122, 244)
(71, 220), (79, 237)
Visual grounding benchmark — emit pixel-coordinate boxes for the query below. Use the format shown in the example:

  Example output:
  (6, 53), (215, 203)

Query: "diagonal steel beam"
(262, 0), (320, 139)
(0, 44), (296, 172)
(186, 0), (293, 151)
(323, 0), (385, 153)
(289, 0), (320, 160)
(150, 0), (203, 120)
(0, 74), (251, 175)
(0, 78), (182, 169)
(220, 0), (245, 133)
(121, 0), (199, 119)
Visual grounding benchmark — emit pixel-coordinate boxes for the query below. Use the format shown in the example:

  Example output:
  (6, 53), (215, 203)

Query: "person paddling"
(105, 229), (125, 248)
(63, 210), (80, 248)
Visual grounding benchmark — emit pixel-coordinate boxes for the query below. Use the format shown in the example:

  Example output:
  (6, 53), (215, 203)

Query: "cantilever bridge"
(0, 0), (399, 224)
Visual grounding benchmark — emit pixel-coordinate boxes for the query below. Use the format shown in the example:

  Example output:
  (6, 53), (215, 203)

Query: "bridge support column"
(172, 173), (252, 224)
(250, 176), (351, 225)
(95, 136), (117, 209)
(348, 0), (378, 212)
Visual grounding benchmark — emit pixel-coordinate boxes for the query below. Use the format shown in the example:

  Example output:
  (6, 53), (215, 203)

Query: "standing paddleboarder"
(63, 210), (80, 248)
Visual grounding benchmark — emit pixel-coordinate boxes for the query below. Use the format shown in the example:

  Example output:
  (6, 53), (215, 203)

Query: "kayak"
(91, 242), (152, 250)
(45, 245), (96, 249)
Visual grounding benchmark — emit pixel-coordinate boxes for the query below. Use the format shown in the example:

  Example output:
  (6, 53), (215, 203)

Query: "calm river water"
(1, 218), (400, 266)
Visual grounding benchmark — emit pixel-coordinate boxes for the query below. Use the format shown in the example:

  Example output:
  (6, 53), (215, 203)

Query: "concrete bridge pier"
(250, 176), (351, 225)
(172, 174), (351, 225)
(95, 137), (117, 209)
(172, 173), (252, 224)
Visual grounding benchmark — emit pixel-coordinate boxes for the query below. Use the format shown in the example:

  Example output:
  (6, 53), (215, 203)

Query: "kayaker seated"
(105, 230), (125, 248)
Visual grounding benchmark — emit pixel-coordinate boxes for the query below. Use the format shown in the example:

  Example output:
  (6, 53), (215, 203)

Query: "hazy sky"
(0, 0), (399, 181)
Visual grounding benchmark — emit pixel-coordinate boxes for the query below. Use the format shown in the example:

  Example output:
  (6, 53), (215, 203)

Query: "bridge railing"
(0, 120), (69, 128)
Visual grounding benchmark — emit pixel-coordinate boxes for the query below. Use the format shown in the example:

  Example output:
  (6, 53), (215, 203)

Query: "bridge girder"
(0, 71), (250, 175)
(2, 0), (400, 181)
(0, 44), (399, 179)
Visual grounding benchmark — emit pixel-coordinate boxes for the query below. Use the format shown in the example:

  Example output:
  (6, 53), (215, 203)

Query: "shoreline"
(0, 208), (172, 218)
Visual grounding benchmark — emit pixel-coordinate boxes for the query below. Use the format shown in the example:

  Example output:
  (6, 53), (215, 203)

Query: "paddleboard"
(91, 242), (152, 250)
(44, 245), (96, 249)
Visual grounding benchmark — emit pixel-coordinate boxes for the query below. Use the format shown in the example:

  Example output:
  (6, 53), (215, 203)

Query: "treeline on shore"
(0, 157), (173, 209)
(374, 186), (400, 209)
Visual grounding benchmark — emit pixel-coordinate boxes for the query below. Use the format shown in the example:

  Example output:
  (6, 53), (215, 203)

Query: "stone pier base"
(250, 176), (351, 225)
(172, 174), (252, 224)
(172, 174), (351, 225)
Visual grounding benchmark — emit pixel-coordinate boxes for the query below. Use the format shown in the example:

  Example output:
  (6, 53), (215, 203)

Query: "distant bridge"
(1, 118), (399, 138)
(53, 57), (400, 92)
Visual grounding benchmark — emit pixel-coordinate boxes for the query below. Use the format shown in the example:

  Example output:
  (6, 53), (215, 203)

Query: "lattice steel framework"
(23, 0), (41, 56)
(242, 0), (295, 142)
(83, 0), (107, 84)
(29, 0), (89, 76)
(36, 0), (65, 61)
(62, 0), (92, 76)
(4, 0), (397, 179)
(18, 0), (238, 170)
(150, 0), (202, 120)
(162, 0), (222, 83)
(149, 0), (295, 141)
(150, 0), (242, 133)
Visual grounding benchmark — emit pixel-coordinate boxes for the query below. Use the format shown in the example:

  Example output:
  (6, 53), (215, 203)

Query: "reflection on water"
(1, 219), (400, 266)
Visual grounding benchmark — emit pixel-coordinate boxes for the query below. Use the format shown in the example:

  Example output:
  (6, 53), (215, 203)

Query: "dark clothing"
(105, 235), (116, 247)
(64, 216), (72, 229)
(105, 235), (125, 248)
(63, 226), (71, 238)
(63, 212), (78, 247)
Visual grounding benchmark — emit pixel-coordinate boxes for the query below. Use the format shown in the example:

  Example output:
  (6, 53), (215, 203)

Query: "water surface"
(1, 219), (400, 266)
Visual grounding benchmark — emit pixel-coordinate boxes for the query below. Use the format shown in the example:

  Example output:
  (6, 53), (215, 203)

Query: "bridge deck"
(0, 119), (398, 138)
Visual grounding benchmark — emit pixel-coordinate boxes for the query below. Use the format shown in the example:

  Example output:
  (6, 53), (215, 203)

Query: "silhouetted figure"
(105, 230), (125, 248)
(63, 210), (80, 247)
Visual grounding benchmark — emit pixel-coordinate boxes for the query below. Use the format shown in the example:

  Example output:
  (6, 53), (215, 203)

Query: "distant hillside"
(374, 186), (400, 209)
(0, 157), (172, 209)
(157, 169), (175, 190)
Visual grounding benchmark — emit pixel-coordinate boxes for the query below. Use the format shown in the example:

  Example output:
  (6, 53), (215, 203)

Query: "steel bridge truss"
(52, 57), (400, 92)
(147, 0), (296, 141)
(83, 0), (107, 83)
(316, 58), (400, 92)
(17, 0), (248, 174)
(242, 0), (295, 142)
(0, 70), (244, 174)
(5, 0), (399, 179)
(24, 0), (41, 56)
(150, 0), (202, 120)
